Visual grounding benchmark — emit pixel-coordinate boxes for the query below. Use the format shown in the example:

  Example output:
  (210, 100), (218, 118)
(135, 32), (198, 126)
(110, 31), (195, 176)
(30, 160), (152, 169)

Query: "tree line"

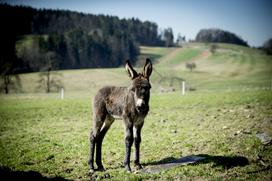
(0, 3), (174, 74)
(195, 28), (248, 47)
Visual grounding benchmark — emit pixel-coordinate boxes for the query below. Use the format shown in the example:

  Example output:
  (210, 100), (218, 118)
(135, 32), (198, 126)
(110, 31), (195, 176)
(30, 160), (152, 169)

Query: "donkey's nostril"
(136, 98), (148, 112)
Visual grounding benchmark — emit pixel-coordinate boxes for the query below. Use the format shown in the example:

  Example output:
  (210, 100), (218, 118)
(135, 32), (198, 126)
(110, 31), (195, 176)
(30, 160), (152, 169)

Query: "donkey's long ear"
(143, 58), (152, 79)
(125, 60), (138, 79)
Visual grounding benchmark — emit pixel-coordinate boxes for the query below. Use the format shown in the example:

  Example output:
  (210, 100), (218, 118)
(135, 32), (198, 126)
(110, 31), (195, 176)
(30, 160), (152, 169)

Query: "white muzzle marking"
(136, 98), (144, 107)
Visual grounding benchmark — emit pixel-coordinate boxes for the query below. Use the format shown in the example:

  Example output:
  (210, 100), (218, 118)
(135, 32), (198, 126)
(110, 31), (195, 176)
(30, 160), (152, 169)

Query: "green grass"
(148, 43), (272, 92)
(0, 91), (271, 180)
(1, 43), (272, 180)
(7, 42), (272, 95)
(157, 48), (202, 67)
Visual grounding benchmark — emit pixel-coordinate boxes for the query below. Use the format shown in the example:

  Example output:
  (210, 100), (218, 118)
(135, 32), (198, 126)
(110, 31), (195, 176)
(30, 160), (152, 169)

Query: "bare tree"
(0, 33), (21, 94)
(186, 62), (196, 72)
(210, 44), (218, 54)
(37, 67), (63, 93)
(0, 73), (22, 94)
(0, 61), (22, 94)
(36, 52), (63, 93)
(176, 33), (186, 47)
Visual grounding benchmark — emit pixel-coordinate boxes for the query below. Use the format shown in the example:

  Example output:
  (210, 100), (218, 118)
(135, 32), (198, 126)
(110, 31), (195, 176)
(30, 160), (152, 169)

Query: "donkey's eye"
(141, 87), (150, 92)
(145, 85), (151, 90)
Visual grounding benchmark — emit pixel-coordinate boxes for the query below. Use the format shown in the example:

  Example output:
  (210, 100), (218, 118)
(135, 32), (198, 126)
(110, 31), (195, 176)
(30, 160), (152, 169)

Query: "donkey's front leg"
(88, 130), (96, 172)
(124, 122), (134, 172)
(134, 123), (144, 170)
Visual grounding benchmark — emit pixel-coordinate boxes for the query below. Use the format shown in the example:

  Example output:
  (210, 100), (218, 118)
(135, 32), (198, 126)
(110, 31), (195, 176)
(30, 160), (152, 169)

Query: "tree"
(186, 62), (196, 72)
(0, 72), (22, 94)
(36, 67), (63, 93)
(263, 38), (272, 55)
(36, 52), (63, 93)
(210, 44), (218, 54)
(195, 28), (248, 47)
(176, 33), (186, 47)
(163, 28), (174, 47)
(0, 24), (22, 94)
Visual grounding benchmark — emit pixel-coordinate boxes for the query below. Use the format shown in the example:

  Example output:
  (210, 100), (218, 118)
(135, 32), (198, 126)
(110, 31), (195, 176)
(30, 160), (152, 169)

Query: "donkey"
(88, 59), (152, 173)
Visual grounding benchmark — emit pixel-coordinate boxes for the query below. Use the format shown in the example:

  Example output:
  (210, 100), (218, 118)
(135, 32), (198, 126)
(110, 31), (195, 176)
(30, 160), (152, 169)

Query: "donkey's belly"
(106, 103), (123, 119)
(111, 114), (122, 120)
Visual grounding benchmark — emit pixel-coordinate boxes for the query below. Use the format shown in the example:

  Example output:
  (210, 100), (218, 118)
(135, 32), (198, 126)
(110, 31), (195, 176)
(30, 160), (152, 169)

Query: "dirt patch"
(158, 47), (182, 65)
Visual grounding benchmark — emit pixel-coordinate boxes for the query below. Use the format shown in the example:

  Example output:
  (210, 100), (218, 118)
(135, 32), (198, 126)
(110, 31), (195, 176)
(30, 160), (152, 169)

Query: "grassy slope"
(1, 43), (272, 180)
(12, 42), (272, 95)
(148, 43), (272, 92)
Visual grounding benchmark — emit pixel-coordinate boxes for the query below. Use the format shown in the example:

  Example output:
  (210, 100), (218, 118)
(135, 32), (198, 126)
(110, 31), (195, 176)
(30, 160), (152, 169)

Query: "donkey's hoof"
(89, 168), (95, 174)
(97, 166), (105, 172)
(135, 163), (143, 170)
(125, 165), (132, 173)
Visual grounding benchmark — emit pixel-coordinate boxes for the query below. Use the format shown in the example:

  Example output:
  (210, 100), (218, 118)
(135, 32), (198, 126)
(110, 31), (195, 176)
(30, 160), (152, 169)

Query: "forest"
(195, 28), (248, 46)
(0, 3), (174, 73)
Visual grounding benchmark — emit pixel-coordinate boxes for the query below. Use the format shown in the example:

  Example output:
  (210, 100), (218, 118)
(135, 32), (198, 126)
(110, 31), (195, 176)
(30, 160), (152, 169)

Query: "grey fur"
(88, 59), (152, 172)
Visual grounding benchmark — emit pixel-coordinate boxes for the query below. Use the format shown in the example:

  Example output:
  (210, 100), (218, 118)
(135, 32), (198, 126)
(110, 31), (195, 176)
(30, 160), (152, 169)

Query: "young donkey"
(88, 59), (152, 172)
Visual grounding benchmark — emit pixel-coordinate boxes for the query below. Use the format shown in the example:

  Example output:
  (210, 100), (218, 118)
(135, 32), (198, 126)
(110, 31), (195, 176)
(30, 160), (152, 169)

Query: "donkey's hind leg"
(95, 115), (114, 171)
(88, 108), (106, 172)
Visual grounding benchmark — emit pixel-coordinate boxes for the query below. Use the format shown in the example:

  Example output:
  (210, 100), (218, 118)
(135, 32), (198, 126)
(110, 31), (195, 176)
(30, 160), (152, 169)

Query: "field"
(0, 43), (272, 180)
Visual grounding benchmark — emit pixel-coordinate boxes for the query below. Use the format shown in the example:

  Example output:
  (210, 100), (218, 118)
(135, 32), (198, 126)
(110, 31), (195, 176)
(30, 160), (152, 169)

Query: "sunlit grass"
(0, 91), (271, 180)
(1, 43), (272, 180)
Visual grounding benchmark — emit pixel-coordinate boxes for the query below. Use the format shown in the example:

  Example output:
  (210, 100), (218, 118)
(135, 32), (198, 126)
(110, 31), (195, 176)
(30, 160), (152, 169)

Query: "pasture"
(0, 43), (272, 180)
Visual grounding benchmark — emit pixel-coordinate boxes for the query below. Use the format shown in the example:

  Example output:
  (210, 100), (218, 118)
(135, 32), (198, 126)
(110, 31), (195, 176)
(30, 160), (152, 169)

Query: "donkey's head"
(125, 59), (153, 113)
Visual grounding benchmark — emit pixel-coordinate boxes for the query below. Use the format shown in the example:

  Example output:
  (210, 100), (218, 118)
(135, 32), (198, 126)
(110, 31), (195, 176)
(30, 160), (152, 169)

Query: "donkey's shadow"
(193, 154), (249, 168)
(0, 166), (70, 180)
(141, 154), (249, 173)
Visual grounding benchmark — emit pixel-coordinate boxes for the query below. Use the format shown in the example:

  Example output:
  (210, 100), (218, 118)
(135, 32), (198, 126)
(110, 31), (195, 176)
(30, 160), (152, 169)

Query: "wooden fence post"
(182, 81), (185, 95)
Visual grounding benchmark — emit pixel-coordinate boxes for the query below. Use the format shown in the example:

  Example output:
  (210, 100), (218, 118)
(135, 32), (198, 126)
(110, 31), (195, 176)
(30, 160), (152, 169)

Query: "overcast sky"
(6, 0), (272, 47)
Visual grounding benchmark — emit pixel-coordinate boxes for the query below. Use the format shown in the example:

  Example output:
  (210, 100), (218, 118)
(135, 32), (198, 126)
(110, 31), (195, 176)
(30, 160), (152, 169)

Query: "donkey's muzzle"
(136, 98), (148, 112)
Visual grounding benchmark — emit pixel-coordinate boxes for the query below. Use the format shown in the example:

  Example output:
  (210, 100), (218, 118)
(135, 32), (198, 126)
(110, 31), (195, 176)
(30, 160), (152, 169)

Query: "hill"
(4, 43), (271, 95)
(195, 28), (248, 46)
(143, 43), (271, 92)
